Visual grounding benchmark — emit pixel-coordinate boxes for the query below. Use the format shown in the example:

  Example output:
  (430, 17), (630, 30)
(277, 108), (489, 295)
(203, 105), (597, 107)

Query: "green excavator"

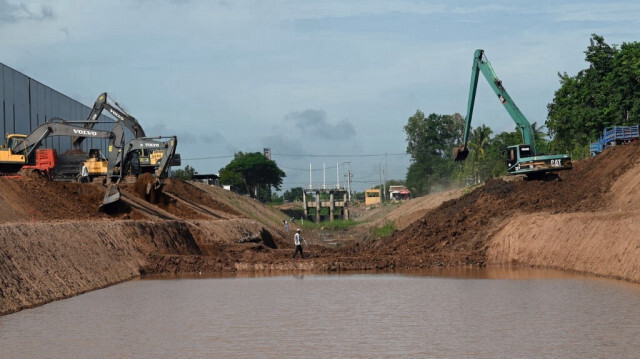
(454, 49), (572, 179)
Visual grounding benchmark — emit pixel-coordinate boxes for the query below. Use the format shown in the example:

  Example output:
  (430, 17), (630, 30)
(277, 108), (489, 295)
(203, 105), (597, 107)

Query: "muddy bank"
(0, 218), (273, 316)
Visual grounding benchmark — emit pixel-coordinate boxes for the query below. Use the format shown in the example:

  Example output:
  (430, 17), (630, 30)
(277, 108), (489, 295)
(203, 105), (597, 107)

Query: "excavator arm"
(455, 49), (537, 161)
(74, 92), (146, 146)
(13, 118), (125, 160)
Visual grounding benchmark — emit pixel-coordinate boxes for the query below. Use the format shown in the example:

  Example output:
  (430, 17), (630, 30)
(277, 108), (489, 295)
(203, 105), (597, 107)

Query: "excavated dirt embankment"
(368, 141), (640, 280)
(2, 141), (640, 315)
(0, 176), (292, 315)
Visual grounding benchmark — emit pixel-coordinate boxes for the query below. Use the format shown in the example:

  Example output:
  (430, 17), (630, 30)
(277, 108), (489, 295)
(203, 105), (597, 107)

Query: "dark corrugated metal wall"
(0, 63), (130, 156)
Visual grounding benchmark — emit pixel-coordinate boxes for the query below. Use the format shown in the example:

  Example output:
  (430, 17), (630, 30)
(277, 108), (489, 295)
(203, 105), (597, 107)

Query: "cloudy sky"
(1, 0), (639, 192)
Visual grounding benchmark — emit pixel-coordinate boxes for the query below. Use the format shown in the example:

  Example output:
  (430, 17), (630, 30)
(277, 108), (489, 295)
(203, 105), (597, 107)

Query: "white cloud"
(2, 0), (639, 190)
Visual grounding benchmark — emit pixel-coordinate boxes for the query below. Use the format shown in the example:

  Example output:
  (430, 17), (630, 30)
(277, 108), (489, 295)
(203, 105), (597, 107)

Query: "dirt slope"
(0, 174), (293, 315)
(2, 141), (640, 315)
(369, 142), (640, 273)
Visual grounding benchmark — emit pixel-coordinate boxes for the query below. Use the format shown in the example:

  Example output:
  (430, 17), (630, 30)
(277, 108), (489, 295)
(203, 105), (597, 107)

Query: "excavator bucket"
(145, 179), (163, 203)
(453, 146), (469, 161)
(100, 182), (121, 209)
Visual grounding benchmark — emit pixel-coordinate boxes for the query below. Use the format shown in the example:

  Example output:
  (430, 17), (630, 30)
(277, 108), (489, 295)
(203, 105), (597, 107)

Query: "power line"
(183, 155), (234, 161)
(273, 152), (408, 158)
(183, 152), (409, 161)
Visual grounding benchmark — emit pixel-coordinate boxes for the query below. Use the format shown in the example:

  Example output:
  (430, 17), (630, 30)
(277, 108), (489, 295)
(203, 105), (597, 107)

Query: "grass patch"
(372, 221), (396, 238)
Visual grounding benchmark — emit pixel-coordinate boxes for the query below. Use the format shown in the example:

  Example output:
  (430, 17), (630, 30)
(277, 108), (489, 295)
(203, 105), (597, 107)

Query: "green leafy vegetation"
(546, 34), (640, 158)
(219, 151), (286, 202)
(372, 221), (396, 238)
(171, 165), (197, 180)
(299, 219), (358, 231)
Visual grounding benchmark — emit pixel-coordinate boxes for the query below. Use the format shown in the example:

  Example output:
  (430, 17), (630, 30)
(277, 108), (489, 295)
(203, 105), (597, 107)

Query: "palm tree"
(469, 125), (493, 183)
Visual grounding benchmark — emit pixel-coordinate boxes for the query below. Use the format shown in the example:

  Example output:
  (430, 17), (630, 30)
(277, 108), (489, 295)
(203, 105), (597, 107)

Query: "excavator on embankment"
(454, 49), (572, 179)
(76, 92), (180, 176)
(0, 117), (125, 206)
(69, 92), (180, 207)
(105, 136), (179, 204)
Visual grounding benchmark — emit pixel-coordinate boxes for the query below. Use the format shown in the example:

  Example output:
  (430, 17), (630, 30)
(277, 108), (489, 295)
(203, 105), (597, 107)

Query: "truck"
(454, 49), (572, 179)
(590, 125), (639, 156)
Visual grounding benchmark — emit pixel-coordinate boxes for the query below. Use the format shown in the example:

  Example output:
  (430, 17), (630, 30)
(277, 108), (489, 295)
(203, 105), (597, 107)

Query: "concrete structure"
(365, 188), (381, 206)
(303, 188), (349, 223)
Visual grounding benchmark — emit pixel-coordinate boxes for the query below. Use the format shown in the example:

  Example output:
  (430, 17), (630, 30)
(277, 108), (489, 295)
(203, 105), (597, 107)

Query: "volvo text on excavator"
(454, 49), (572, 179)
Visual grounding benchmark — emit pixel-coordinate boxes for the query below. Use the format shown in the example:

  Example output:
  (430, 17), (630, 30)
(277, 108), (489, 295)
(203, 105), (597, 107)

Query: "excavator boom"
(74, 92), (146, 146)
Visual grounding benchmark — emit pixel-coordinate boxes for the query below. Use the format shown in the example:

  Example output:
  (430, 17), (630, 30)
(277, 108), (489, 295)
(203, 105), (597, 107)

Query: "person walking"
(292, 229), (307, 259)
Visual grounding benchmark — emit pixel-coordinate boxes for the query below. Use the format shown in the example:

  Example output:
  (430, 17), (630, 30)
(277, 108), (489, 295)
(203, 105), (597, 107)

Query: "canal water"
(1, 268), (640, 358)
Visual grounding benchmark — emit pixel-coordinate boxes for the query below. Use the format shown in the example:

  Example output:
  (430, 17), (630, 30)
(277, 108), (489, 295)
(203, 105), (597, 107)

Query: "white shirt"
(81, 165), (89, 177)
(294, 233), (301, 246)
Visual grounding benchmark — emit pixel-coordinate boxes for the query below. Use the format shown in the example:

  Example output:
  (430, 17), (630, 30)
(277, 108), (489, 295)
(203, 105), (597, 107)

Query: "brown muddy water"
(1, 268), (640, 358)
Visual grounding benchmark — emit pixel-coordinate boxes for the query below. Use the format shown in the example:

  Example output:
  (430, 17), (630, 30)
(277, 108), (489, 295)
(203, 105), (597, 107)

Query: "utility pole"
(385, 152), (388, 201)
(344, 162), (352, 201)
(309, 163), (312, 189)
(379, 164), (383, 202)
(323, 162), (326, 190)
(383, 168), (387, 201)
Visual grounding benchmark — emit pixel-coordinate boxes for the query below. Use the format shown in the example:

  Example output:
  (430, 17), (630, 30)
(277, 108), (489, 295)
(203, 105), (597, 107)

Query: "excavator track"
(119, 191), (180, 220)
(162, 191), (224, 219)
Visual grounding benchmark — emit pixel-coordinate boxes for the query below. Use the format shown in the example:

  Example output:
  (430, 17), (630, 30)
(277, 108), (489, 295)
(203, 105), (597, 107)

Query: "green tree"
(283, 187), (304, 202)
(468, 124), (493, 184)
(219, 151), (286, 201)
(171, 165), (197, 180)
(403, 110), (464, 195)
(547, 34), (640, 156)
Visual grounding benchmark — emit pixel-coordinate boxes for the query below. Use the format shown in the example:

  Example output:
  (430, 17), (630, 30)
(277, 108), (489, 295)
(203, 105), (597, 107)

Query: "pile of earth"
(0, 172), (247, 222)
(357, 141), (640, 268)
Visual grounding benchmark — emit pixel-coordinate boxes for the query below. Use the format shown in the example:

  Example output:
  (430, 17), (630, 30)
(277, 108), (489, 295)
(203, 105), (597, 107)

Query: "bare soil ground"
(2, 141), (640, 315)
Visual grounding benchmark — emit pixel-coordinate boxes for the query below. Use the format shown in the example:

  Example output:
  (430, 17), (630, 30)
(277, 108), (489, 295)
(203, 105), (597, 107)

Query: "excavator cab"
(129, 151), (141, 175)
(506, 146), (517, 168)
(5, 134), (26, 150)
(0, 134), (28, 163)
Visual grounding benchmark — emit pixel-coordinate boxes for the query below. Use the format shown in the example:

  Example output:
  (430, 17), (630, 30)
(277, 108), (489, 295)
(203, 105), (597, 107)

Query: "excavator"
(0, 117), (125, 205)
(104, 136), (179, 204)
(76, 92), (173, 174)
(454, 49), (572, 179)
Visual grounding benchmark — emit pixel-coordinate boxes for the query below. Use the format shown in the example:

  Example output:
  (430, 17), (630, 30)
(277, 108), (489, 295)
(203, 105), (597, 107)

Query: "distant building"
(389, 185), (410, 200)
(365, 188), (381, 206)
(192, 173), (220, 186)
